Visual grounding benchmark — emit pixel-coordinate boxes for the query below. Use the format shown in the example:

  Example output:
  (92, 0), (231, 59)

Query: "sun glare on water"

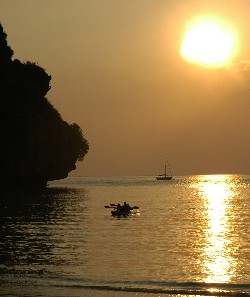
(180, 17), (237, 68)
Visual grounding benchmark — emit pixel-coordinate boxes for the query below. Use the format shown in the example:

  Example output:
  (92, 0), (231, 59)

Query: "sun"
(180, 17), (237, 68)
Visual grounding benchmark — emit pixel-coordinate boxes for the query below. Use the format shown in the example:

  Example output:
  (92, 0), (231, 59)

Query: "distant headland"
(0, 23), (89, 188)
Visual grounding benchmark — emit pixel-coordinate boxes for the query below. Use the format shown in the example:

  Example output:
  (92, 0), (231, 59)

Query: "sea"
(1, 175), (250, 297)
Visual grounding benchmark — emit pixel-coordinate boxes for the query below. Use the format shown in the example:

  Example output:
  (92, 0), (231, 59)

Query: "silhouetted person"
(121, 202), (131, 212)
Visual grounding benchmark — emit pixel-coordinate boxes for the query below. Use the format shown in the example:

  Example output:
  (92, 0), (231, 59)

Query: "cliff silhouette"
(0, 24), (89, 188)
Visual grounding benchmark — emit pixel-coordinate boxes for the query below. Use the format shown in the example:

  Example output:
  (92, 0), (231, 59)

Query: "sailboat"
(156, 158), (173, 181)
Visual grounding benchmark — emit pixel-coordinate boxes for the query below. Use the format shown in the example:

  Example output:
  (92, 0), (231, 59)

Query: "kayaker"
(121, 202), (131, 212)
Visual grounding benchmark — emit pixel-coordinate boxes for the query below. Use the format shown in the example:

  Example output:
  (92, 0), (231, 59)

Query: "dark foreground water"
(1, 175), (250, 297)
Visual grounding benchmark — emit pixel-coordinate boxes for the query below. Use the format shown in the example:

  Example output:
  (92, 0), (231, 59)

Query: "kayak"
(104, 203), (140, 217)
(111, 208), (140, 217)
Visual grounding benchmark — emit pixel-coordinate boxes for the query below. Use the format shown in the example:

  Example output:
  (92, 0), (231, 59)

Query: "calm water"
(1, 175), (250, 297)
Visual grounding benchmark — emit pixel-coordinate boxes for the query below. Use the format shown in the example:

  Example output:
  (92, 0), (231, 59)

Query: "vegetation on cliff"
(0, 24), (89, 187)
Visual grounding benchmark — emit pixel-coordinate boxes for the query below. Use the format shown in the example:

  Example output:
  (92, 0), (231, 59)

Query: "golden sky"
(1, 0), (250, 176)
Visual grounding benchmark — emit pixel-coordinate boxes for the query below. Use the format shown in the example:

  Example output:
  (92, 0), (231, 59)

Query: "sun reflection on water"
(196, 175), (238, 283)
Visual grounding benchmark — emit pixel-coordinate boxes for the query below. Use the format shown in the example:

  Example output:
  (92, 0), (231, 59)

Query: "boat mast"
(166, 156), (172, 177)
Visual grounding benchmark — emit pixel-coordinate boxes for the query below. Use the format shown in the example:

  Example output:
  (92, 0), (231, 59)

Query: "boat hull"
(156, 176), (173, 180)
(111, 209), (140, 217)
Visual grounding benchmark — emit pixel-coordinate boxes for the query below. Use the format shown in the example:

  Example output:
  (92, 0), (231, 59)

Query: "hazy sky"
(1, 0), (250, 176)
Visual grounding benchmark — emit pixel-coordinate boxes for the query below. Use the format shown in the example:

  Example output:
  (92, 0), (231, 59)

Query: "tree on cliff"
(0, 24), (89, 187)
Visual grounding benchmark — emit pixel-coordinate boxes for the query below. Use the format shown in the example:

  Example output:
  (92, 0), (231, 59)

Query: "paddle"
(110, 203), (139, 208)
(104, 205), (139, 209)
